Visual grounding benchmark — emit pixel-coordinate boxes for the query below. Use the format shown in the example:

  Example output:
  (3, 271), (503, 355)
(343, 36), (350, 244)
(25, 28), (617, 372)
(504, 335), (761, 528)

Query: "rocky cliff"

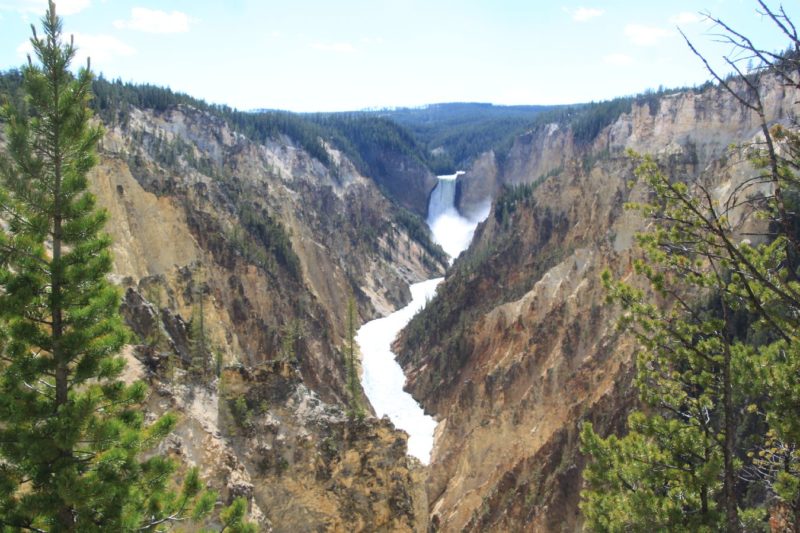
(85, 101), (445, 529)
(397, 75), (800, 532)
(95, 103), (447, 397)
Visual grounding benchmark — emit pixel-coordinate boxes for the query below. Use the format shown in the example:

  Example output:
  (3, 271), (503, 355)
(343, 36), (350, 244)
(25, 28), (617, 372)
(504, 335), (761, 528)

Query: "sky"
(0, 0), (799, 112)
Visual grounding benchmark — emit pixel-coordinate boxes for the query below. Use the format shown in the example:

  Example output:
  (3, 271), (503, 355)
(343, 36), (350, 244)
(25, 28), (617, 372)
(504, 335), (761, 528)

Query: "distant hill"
(368, 103), (563, 173)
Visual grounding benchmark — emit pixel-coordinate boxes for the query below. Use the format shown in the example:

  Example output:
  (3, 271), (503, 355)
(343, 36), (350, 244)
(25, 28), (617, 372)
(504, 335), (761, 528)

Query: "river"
(357, 172), (488, 464)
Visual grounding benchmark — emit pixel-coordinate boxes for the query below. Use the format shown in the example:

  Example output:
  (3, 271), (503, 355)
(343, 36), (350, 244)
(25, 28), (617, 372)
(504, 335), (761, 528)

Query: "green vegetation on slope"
(527, 87), (678, 145)
(90, 76), (334, 165)
(309, 113), (429, 176)
(368, 90), (712, 171)
(375, 102), (559, 172)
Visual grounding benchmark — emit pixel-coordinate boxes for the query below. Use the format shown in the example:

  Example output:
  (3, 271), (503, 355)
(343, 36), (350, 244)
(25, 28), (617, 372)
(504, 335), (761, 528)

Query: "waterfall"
(426, 174), (459, 223)
(427, 172), (488, 260)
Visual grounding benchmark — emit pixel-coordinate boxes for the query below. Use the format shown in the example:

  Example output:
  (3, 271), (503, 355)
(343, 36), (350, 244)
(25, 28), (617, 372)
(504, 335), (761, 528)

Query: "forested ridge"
(1, 70), (712, 180)
(365, 103), (559, 173)
(0, 66), (726, 190)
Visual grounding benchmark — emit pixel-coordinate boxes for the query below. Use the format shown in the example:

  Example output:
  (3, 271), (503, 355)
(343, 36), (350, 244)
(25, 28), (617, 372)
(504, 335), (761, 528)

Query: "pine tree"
(581, 4), (800, 530)
(0, 4), (234, 530)
(189, 293), (209, 376)
(144, 282), (175, 379)
(220, 497), (258, 533)
(581, 148), (800, 531)
(279, 319), (304, 363)
(581, 155), (743, 531)
(345, 295), (362, 417)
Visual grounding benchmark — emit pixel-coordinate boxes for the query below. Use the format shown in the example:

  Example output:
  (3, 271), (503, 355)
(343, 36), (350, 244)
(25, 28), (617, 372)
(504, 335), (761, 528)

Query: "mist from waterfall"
(427, 172), (489, 260)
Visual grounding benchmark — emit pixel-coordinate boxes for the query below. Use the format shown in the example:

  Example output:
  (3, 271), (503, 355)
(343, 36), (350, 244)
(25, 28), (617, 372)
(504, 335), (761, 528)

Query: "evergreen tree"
(279, 319), (303, 362)
(143, 282), (175, 379)
(189, 281), (210, 376)
(581, 147), (800, 531)
(219, 497), (258, 533)
(581, 156), (747, 532)
(345, 295), (362, 416)
(0, 4), (251, 530)
(581, 4), (800, 531)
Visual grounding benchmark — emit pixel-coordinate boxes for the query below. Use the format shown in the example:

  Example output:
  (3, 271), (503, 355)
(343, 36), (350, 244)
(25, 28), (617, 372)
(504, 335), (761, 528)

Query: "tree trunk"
(722, 305), (739, 533)
(723, 360), (738, 532)
(50, 50), (74, 532)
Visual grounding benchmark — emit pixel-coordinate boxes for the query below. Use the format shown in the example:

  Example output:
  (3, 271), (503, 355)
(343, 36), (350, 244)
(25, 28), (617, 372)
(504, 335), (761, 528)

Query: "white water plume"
(427, 172), (488, 261)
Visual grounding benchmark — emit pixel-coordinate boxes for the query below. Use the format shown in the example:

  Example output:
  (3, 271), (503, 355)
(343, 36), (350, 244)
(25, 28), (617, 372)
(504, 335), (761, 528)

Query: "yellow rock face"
(83, 104), (446, 529)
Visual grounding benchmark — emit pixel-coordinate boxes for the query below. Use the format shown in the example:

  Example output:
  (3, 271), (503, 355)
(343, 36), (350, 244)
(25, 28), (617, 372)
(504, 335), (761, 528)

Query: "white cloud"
(311, 42), (356, 53)
(624, 24), (673, 46)
(113, 7), (190, 34)
(1, 0), (90, 15)
(564, 7), (604, 22)
(603, 53), (635, 67)
(18, 32), (136, 65)
(73, 33), (135, 64)
(669, 11), (703, 25)
(360, 37), (384, 45)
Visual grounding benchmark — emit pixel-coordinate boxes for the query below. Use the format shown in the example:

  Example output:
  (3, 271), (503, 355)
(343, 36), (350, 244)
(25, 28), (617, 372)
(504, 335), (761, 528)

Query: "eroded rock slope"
(89, 102), (445, 530)
(397, 76), (800, 532)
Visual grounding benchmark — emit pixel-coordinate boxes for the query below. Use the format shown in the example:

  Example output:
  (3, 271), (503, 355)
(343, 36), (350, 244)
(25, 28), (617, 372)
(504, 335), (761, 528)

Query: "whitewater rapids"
(356, 279), (441, 463)
(357, 172), (487, 464)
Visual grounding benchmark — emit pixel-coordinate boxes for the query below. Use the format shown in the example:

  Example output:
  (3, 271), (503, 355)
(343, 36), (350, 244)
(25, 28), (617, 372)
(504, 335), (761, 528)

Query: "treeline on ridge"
(0, 68), (728, 192)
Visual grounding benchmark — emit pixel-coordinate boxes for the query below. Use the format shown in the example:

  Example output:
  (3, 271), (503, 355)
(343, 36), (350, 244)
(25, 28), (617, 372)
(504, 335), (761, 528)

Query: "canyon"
(358, 170), (488, 466)
(88, 76), (800, 531)
(1, 67), (797, 531)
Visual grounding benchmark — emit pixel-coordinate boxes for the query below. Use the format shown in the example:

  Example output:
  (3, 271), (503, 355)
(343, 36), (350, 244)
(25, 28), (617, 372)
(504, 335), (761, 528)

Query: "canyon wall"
(88, 104), (445, 530)
(398, 75), (800, 532)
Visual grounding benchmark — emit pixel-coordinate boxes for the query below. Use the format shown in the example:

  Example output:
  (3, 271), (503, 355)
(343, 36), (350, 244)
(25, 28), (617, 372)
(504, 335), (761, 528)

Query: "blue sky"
(0, 1), (798, 111)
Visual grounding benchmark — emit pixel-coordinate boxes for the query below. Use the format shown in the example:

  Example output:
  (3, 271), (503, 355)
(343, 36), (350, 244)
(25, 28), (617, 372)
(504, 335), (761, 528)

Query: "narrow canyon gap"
(357, 173), (488, 463)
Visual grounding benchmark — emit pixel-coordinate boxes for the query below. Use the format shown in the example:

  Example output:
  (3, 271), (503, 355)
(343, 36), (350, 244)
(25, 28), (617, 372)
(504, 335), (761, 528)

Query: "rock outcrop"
(133, 355), (428, 532)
